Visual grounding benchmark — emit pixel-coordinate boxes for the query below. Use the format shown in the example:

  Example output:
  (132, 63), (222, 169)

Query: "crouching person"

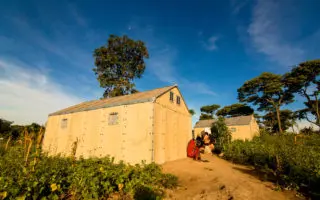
(186, 136), (202, 161)
(201, 132), (215, 154)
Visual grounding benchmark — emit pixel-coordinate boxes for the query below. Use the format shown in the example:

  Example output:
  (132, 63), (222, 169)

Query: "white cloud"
(247, 0), (306, 67)
(203, 36), (219, 51)
(0, 58), (83, 125)
(146, 48), (177, 84)
(231, 0), (250, 15)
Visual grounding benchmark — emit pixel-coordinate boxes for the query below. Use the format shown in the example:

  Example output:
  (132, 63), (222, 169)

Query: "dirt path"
(162, 154), (303, 200)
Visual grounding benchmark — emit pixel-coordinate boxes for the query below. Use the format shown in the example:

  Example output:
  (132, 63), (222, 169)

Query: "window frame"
(169, 92), (174, 102)
(108, 112), (119, 125)
(176, 95), (181, 105)
(230, 127), (236, 132)
(61, 118), (68, 129)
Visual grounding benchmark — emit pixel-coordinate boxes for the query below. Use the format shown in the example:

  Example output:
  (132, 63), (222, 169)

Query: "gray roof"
(49, 85), (176, 116)
(194, 115), (253, 128)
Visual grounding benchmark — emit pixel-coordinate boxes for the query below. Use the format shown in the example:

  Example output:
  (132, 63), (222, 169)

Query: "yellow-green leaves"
(0, 191), (7, 200)
(50, 184), (58, 192)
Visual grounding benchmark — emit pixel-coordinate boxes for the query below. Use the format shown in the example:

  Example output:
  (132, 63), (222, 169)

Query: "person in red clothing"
(187, 132), (216, 161)
(187, 136), (202, 160)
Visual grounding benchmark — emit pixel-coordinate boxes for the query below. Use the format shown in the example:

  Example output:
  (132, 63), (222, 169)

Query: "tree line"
(0, 118), (44, 140)
(190, 60), (320, 134)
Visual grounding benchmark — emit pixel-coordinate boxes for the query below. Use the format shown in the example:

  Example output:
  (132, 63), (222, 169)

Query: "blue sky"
(0, 0), (319, 127)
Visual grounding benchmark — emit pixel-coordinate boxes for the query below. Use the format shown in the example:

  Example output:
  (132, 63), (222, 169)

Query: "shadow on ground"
(232, 166), (316, 200)
(232, 166), (277, 183)
(133, 185), (165, 200)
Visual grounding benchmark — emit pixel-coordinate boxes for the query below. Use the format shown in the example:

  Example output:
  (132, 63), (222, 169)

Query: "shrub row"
(0, 146), (177, 200)
(222, 134), (320, 198)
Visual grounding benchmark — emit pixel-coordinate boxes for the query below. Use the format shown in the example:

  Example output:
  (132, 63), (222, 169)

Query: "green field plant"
(222, 133), (320, 198)
(0, 129), (177, 200)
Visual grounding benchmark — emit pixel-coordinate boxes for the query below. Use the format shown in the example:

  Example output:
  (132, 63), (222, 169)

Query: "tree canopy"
(189, 109), (196, 116)
(199, 104), (220, 119)
(237, 72), (294, 134)
(284, 59), (320, 127)
(263, 110), (297, 133)
(93, 34), (149, 98)
(216, 103), (254, 118)
(199, 114), (213, 120)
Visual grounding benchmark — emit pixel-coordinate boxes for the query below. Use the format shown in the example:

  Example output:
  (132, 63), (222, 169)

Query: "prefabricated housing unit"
(42, 85), (192, 164)
(194, 115), (260, 141)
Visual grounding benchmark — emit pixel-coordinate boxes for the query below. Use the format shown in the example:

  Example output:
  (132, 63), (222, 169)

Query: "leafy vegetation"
(198, 59), (319, 134)
(222, 134), (320, 198)
(189, 109), (195, 116)
(284, 59), (320, 127)
(0, 118), (44, 140)
(210, 117), (231, 154)
(237, 72), (294, 134)
(0, 129), (177, 200)
(93, 34), (149, 98)
(263, 110), (297, 133)
(199, 104), (220, 120)
(216, 103), (254, 118)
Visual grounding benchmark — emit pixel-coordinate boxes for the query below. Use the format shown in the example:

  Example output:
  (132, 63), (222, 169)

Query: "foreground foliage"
(222, 134), (320, 198)
(0, 145), (177, 200)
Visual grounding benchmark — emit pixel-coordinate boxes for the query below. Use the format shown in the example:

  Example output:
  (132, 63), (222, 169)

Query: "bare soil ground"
(162, 154), (305, 200)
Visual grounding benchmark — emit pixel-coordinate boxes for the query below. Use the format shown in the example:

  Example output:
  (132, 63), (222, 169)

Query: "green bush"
(0, 146), (177, 200)
(211, 116), (231, 154)
(222, 134), (320, 198)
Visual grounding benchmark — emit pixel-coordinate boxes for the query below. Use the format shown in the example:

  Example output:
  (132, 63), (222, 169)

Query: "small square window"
(108, 112), (119, 125)
(230, 127), (236, 132)
(169, 92), (174, 102)
(176, 96), (181, 105)
(61, 118), (68, 129)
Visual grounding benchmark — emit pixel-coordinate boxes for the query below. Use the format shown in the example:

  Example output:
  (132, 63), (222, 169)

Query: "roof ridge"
(194, 115), (253, 128)
(102, 84), (176, 100)
(49, 84), (177, 116)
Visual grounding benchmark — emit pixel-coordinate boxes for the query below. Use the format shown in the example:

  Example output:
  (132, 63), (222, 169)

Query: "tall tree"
(200, 104), (220, 119)
(237, 72), (294, 134)
(284, 59), (320, 127)
(93, 34), (149, 98)
(216, 103), (254, 118)
(263, 110), (297, 133)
